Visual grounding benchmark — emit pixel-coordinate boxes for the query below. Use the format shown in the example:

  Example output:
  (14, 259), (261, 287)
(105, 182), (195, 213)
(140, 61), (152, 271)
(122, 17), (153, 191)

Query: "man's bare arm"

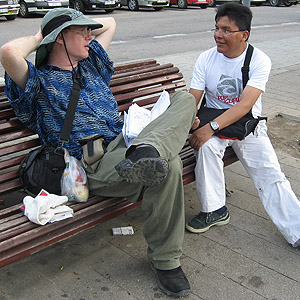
(0, 31), (43, 91)
(189, 88), (204, 107)
(189, 88), (204, 130)
(91, 17), (116, 51)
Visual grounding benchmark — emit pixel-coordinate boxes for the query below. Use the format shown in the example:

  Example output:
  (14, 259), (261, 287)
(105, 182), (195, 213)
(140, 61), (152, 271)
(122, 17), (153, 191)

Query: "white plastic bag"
(23, 189), (73, 225)
(61, 149), (89, 202)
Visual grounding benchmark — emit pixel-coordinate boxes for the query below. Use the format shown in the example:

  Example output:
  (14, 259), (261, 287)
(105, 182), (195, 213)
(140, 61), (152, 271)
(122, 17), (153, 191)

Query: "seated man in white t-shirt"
(186, 2), (300, 248)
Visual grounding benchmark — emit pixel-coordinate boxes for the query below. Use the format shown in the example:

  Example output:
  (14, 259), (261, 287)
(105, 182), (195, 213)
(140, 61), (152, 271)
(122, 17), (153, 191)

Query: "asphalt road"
(0, 4), (300, 79)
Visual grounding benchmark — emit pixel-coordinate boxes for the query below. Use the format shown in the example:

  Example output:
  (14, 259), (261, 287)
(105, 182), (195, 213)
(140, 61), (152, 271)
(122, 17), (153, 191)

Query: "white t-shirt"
(190, 44), (271, 118)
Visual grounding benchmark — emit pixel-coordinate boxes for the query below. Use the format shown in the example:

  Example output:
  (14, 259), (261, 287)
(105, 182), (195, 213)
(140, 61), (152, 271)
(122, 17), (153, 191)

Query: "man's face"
(213, 16), (249, 58)
(62, 26), (93, 61)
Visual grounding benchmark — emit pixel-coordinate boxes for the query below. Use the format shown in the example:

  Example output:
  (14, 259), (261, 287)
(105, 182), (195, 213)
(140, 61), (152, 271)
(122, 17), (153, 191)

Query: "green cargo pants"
(85, 90), (196, 270)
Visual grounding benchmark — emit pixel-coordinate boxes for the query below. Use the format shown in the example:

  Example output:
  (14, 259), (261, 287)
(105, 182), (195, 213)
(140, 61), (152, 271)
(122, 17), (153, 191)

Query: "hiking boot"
(186, 206), (230, 233)
(115, 145), (169, 187)
(151, 263), (191, 297)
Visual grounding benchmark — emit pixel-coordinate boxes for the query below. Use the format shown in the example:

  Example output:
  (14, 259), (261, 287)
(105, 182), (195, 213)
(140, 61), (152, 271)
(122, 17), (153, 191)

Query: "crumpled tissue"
(23, 189), (74, 225)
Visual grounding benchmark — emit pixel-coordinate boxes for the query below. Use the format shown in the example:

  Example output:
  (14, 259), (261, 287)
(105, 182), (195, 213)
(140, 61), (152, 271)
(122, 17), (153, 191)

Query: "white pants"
(194, 121), (300, 245)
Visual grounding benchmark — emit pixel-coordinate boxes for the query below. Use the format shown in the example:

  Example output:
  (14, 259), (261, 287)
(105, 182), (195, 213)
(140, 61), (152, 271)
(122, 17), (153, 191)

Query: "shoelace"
(197, 212), (212, 223)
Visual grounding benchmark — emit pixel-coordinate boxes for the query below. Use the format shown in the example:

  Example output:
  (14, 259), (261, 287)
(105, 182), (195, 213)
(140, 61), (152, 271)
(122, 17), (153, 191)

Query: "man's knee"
(167, 155), (183, 177)
(171, 90), (196, 107)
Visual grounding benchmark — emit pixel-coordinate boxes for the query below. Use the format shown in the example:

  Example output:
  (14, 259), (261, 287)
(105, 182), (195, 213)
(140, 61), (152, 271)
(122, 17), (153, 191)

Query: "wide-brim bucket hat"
(35, 8), (103, 68)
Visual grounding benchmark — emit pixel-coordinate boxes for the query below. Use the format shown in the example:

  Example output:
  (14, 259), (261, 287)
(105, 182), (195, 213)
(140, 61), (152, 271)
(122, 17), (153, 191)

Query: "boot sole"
(115, 157), (169, 187)
(157, 280), (191, 298)
(150, 263), (191, 298)
(185, 215), (230, 233)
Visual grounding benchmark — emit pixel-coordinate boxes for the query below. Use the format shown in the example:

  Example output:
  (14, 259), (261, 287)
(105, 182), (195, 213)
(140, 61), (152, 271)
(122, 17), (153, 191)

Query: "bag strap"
(241, 44), (254, 89)
(242, 44), (254, 116)
(59, 69), (81, 146)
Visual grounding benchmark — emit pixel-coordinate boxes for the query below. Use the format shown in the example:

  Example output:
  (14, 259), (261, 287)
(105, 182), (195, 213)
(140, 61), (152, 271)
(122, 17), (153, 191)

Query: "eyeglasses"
(211, 28), (245, 36)
(67, 27), (92, 37)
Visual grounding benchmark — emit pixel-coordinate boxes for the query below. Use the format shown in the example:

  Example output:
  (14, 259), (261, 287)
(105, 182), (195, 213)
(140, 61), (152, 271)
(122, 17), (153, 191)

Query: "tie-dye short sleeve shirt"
(5, 40), (123, 159)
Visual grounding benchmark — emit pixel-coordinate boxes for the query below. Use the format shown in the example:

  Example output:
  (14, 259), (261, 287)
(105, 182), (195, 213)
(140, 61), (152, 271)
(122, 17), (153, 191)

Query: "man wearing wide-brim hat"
(0, 7), (197, 298)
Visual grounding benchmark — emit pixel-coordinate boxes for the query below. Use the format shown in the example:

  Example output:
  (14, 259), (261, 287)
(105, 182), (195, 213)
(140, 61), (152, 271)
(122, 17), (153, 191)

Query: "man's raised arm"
(0, 31), (43, 91)
(91, 17), (116, 51)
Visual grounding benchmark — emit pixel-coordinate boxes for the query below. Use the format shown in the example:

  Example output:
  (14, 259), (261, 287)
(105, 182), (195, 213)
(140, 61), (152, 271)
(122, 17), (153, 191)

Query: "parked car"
(69, 0), (121, 13)
(209, 0), (265, 6)
(0, 0), (19, 20)
(18, 0), (69, 18)
(268, 0), (298, 6)
(119, 0), (169, 11)
(169, 0), (210, 9)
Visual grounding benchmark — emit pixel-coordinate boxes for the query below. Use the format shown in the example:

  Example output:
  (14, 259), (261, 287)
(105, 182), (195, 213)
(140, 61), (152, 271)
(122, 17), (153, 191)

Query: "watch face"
(210, 121), (219, 131)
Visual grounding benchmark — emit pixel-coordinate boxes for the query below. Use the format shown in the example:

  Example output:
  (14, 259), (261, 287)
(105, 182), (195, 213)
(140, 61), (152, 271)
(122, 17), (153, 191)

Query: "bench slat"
(0, 178), (22, 194)
(111, 73), (183, 95)
(0, 119), (23, 134)
(118, 96), (159, 113)
(0, 128), (35, 144)
(0, 215), (30, 236)
(0, 139), (40, 157)
(113, 59), (157, 73)
(114, 81), (186, 104)
(111, 63), (175, 80)
(110, 67), (180, 87)
(0, 211), (24, 226)
(0, 169), (19, 183)
(0, 109), (15, 120)
(0, 156), (25, 172)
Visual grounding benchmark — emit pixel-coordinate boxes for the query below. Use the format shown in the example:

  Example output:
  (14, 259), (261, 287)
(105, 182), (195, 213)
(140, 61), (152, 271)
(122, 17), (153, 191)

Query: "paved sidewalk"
(1, 36), (300, 300)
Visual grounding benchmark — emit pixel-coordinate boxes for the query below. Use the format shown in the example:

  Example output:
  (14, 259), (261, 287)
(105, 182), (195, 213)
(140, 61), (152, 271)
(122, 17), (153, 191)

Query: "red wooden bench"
(0, 59), (239, 268)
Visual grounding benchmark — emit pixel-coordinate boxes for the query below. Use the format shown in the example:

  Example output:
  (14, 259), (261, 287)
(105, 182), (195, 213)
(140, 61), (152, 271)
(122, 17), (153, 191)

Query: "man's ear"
(242, 30), (250, 42)
(56, 33), (64, 45)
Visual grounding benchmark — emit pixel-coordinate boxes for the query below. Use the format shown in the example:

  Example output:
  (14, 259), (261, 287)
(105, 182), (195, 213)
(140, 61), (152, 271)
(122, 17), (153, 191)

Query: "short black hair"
(215, 3), (252, 33)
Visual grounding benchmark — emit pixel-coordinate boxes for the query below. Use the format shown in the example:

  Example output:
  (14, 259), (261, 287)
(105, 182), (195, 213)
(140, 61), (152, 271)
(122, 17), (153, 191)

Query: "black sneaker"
(151, 263), (191, 297)
(115, 145), (169, 187)
(186, 207), (230, 233)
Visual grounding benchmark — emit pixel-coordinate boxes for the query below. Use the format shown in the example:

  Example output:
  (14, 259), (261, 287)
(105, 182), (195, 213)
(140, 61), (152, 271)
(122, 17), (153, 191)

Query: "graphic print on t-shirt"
(216, 74), (243, 106)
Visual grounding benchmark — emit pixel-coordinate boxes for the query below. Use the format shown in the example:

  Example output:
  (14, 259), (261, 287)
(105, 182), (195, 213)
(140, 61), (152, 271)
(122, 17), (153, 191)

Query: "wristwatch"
(209, 120), (219, 133)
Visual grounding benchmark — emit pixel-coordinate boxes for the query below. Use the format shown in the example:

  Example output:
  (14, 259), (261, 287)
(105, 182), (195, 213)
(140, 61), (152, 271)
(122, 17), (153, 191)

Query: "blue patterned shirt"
(5, 40), (123, 159)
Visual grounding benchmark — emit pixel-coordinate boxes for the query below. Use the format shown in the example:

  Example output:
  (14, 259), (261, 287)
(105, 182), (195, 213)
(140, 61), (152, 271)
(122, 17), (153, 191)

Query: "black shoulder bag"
(19, 72), (81, 196)
(196, 44), (267, 140)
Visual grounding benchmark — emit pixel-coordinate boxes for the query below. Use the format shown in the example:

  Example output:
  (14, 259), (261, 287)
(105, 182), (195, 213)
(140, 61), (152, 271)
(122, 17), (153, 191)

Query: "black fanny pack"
(196, 107), (266, 140)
